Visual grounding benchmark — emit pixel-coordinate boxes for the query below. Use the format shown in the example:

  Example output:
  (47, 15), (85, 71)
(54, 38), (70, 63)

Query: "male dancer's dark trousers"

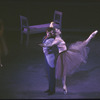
(45, 56), (55, 93)
(48, 66), (55, 92)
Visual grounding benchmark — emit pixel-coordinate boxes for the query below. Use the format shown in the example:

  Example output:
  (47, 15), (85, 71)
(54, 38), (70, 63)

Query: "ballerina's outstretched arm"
(49, 21), (54, 28)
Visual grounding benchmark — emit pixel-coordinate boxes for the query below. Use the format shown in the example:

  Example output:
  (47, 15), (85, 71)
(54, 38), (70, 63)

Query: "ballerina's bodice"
(52, 36), (67, 53)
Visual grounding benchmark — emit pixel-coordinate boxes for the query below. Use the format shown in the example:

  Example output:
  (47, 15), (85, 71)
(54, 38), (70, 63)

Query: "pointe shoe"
(63, 88), (67, 94)
(90, 30), (98, 38)
(63, 86), (67, 94)
(85, 30), (98, 45)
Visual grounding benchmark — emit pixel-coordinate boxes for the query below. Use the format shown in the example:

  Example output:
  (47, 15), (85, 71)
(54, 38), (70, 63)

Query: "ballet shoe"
(63, 86), (67, 94)
(63, 88), (67, 94)
(91, 30), (98, 38)
(48, 91), (55, 95)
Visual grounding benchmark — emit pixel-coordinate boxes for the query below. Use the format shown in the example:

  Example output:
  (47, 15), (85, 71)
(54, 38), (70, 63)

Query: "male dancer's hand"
(38, 43), (45, 47)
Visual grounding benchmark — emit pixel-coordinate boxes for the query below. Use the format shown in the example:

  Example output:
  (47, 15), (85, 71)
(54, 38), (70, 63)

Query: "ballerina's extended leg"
(83, 30), (98, 45)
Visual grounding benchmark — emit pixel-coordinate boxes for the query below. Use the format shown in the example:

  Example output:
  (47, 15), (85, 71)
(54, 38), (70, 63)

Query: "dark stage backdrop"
(0, 0), (100, 31)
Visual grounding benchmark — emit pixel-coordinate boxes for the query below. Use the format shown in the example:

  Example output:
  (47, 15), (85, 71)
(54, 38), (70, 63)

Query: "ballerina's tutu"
(55, 41), (90, 79)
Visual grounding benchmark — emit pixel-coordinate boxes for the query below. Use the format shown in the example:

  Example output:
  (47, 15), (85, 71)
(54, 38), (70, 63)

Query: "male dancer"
(41, 26), (58, 95)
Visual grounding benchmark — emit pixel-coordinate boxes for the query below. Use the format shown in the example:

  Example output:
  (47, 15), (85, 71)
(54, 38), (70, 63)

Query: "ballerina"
(39, 22), (98, 94)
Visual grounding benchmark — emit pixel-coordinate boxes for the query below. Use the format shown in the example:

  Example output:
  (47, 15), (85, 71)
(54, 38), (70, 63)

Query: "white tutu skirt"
(55, 41), (90, 79)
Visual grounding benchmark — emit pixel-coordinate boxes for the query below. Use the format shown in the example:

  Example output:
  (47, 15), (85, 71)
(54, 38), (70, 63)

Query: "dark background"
(0, 0), (100, 31)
